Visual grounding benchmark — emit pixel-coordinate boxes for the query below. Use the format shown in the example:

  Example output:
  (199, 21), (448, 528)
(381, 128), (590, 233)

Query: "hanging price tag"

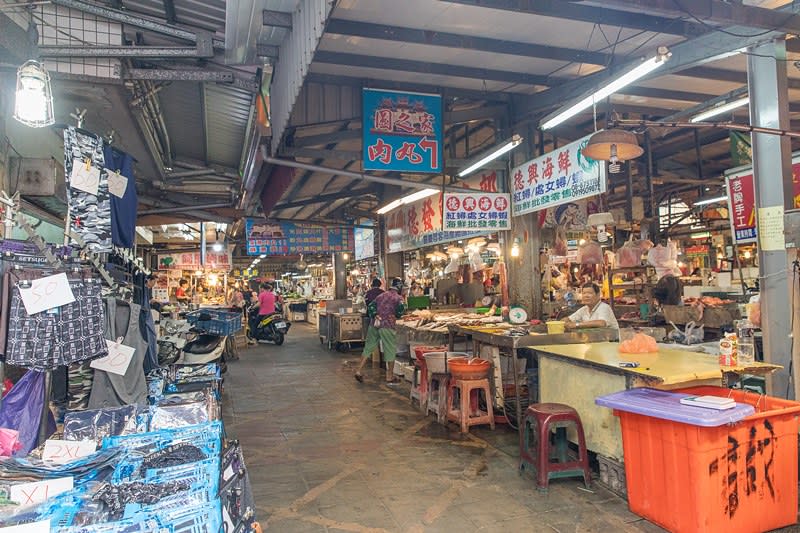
(42, 439), (97, 464)
(106, 168), (128, 198)
(90, 339), (135, 376)
(9, 477), (73, 506)
(69, 158), (100, 196)
(18, 273), (76, 315)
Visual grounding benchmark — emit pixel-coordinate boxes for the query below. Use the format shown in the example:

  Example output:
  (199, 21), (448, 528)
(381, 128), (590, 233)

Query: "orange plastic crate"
(613, 386), (800, 533)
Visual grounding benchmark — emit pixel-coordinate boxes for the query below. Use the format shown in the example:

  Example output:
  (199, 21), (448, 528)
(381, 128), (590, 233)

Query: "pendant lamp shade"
(13, 60), (55, 128)
(582, 129), (643, 162)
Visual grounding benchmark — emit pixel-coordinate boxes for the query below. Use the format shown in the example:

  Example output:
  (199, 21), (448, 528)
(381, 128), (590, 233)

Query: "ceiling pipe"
(263, 152), (475, 193)
(138, 202), (231, 215)
(166, 169), (220, 178)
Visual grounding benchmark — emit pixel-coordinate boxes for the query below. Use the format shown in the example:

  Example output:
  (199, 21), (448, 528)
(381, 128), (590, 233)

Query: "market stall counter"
(444, 324), (619, 431)
(520, 342), (781, 476)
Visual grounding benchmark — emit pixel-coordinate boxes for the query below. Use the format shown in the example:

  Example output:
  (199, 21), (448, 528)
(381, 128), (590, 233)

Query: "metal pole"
(138, 202), (230, 215)
(747, 39), (793, 397)
(262, 155), (475, 193)
(38, 370), (52, 445)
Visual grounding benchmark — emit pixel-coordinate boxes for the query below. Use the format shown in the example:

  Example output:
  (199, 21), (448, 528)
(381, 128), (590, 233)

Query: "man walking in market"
(354, 278), (406, 385)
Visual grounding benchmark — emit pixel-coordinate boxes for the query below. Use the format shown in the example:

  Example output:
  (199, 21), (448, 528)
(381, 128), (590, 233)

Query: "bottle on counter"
(736, 319), (755, 364)
(719, 332), (738, 366)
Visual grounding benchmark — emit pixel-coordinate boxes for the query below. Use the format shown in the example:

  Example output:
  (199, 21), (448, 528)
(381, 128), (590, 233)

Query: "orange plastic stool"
(519, 403), (591, 491)
(409, 357), (429, 411)
(446, 378), (495, 433)
(426, 372), (450, 423)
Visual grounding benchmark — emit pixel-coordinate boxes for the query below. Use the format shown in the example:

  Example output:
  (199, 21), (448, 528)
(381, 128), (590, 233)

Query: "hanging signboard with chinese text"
(245, 219), (354, 256)
(354, 223), (376, 261)
(362, 88), (442, 173)
(511, 133), (606, 217)
(157, 251), (231, 271)
(442, 192), (510, 232)
(724, 155), (800, 244)
(384, 172), (501, 252)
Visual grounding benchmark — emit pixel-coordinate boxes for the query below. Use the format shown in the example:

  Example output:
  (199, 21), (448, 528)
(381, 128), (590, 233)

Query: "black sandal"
(354, 374), (364, 383)
(385, 377), (401, 384)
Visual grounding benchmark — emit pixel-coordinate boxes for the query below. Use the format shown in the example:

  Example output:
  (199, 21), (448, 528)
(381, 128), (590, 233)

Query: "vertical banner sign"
(362, 88), (443, 173)
(442, 192), (511, 231)
(511, 133), (606, 217)
(354, 224), (376, 261)
(725, 171), (757, 244)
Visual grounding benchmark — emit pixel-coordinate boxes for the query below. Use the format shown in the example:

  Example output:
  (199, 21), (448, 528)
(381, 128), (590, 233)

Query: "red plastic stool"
(410, 357), (429, 411)
(426, 372), (450, 423)
(519, 403), (591, 491)
(446, 378), (495, 433)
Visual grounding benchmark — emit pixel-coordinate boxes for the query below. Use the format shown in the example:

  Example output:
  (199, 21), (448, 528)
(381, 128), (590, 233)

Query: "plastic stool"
(446, 378), (495, 433)
(410, 357), (429, 411)
(519, 403), (591, 491)
(426, 372), (450, 423)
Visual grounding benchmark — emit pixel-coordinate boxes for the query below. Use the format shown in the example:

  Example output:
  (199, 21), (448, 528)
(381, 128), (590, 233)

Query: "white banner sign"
(442, 192), (510, 231)
(511, 133), (606, 217)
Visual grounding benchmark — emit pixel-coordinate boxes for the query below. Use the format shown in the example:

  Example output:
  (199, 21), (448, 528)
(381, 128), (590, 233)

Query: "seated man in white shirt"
(564, 282), (619, 330)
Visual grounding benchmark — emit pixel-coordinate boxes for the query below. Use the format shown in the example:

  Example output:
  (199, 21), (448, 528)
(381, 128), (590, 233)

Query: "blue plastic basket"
(186, 309), (242, 336)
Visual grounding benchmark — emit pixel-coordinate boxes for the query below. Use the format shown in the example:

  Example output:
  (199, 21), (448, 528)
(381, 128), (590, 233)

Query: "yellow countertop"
(529, 342), (781, 386)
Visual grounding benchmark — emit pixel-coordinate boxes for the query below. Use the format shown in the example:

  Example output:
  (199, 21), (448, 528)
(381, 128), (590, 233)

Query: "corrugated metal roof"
(204, 84), (254, 167)
(158, 82), (206, 163)
(110, 0), (226, 34)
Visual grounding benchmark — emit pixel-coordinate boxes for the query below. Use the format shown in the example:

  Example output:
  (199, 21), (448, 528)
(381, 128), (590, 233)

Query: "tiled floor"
(221, 324), (797, 532)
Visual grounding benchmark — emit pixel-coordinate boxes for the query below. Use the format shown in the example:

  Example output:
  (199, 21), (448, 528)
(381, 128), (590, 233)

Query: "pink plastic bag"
(0, 428), (21, 457)
(617, 239), (642, 267)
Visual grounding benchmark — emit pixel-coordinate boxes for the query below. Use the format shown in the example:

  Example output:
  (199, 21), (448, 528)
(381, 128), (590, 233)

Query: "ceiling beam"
(510, 2), (800, 120)
(163, 0), (177, 24)
(678, 65), (800, 90)
(293, 129), (361, 148)
(653, 129), (730, 160)
(0, 11), (35, 64)
(595, 0), (800, 35)
(438, 0), (706, 36)
(274, 187), (376, 210)
(314, 50), (557, 87)
(40, 44), (214, 59)
(263, 9), (292, 29)
(325, 18), (611, 66)
(305, 72), (512, 102)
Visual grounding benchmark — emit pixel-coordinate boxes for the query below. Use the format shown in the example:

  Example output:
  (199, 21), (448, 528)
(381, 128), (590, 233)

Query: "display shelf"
(609, 266), (656, 319)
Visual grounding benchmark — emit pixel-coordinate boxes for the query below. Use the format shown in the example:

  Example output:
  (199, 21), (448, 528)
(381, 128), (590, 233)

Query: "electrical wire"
(670, 0), (800, 38)
(787, 258), (799, 398)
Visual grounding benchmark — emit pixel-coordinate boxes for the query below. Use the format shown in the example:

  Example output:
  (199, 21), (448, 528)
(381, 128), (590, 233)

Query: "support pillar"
(333, 252), (348, 300)
(747, 40), (794, 398)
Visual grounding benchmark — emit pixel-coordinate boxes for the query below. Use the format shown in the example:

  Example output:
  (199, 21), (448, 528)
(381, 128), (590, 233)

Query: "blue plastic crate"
(186, 309), (242, 336)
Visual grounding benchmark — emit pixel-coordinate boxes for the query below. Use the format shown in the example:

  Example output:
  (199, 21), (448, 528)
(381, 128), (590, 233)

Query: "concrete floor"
(220, 325), (795, 532)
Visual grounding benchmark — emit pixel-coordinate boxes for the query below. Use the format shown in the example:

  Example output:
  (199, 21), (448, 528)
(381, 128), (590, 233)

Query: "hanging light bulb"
(14, 60), (54, 128)
(510, 238), (521, 258)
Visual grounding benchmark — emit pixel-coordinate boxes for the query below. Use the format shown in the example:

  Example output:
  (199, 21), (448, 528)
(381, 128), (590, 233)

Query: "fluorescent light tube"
(541, 49), (671, 130)
(376, 188), (438, 214)
(694, 195), (728, 206)
(690, 97), (749, 123)
(458, 135), (522, 178)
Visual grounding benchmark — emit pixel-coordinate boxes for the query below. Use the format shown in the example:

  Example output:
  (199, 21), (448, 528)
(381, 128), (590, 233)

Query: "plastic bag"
(578, 241), (603, 264)
(668, 321), (705, 345)
(468, 250), (487, 273)
(0, 428), (21, 457)
(617, 238), (642, 268)
(618, 333), (658, 353)
(648, 240), (681, 277)
(747, 295), (761, 328)
(0, 370), (55, 455)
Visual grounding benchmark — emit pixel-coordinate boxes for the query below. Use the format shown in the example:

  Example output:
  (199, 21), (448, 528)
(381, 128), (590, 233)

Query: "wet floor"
(221, 324), (797, 532)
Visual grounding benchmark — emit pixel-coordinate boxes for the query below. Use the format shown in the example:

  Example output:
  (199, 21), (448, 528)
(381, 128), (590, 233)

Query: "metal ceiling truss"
(124, 68), (259, 92)
(596, 0), (800, 35)
(274, 187), (376, 210)
(39, 43), (214, 58)
(49, 0), (224, 49)
(325, 18), (611, 65)
(437, 0), (706, 36)
(511, 2), (800, 120)
(263, 9), (293, 29)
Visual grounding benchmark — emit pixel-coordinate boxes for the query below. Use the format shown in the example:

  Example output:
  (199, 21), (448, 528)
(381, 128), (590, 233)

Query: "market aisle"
(222, 324), (665, 533)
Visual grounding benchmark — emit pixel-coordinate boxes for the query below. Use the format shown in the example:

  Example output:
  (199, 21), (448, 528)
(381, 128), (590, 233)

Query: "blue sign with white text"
(362, 88), (443, 173)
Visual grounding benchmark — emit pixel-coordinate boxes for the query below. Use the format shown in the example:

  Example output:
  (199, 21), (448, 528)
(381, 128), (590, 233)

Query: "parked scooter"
(247, 303), (291, 345)
(158, 314), (229, 373)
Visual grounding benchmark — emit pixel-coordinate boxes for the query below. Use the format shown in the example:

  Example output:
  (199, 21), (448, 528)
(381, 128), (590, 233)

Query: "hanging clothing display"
(103, 145), (138, 249)
(64, 126), (113, 253)
(4, 270), (108, 371)
(88, 298), (148, 408)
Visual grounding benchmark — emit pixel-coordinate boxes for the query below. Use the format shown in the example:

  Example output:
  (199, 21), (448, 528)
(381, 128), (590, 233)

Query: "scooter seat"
(184, 334), (224, 354)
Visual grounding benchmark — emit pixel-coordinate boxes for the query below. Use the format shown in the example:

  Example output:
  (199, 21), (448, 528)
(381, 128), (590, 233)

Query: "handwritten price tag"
(18, 273), (76, 315)
(9, 477), (72, 506)
(90, 339), (135, 376)
(70, 158), (100, 196)
(106, 168), (128, 198)
(42, 439), (96, 464)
